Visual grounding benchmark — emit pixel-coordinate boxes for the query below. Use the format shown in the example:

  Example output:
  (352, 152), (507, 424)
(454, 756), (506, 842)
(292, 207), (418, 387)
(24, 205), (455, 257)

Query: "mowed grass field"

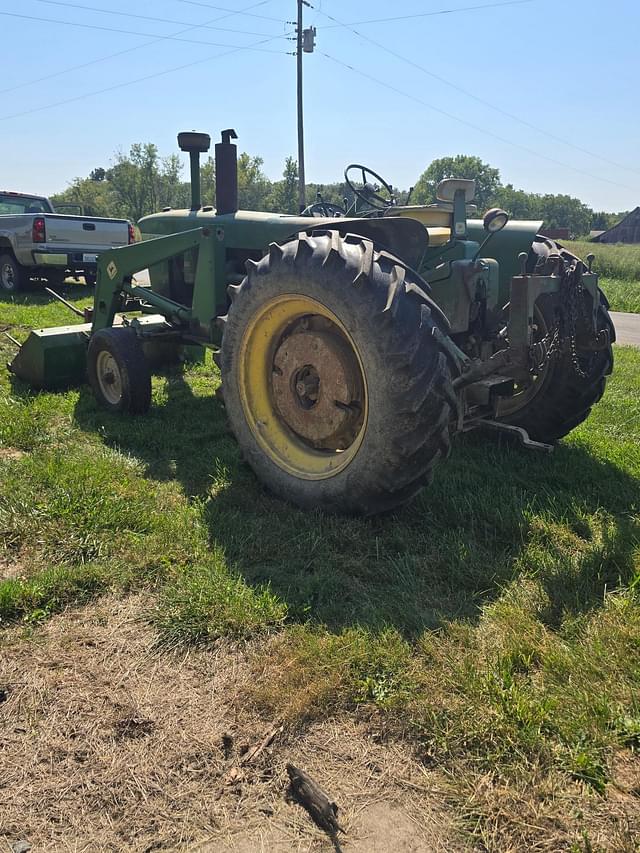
(1, 286), (639, 850)
(566, 240), (640, 314)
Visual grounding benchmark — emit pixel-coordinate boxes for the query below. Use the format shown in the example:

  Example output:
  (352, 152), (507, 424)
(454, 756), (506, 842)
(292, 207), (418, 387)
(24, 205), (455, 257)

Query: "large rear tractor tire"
(218, 230), (458, 515)
(87, 327), (152, 415)
(497, 237), (615, 443)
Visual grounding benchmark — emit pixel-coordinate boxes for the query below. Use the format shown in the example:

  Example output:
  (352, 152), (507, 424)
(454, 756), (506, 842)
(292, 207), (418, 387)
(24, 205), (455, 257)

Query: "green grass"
(0, 282), (94, 329)
(565, 240), (640, 313)
(1, 286), (639, 845)
(600, 277), (640, 314)
(567, 240), (640, 282)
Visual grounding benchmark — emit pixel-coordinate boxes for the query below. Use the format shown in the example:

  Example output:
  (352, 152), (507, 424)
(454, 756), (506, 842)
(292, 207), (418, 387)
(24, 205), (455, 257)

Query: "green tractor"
(9, 129), (615, 515)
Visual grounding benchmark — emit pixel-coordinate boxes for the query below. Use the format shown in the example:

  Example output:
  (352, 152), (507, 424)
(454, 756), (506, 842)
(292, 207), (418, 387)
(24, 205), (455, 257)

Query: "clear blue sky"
(1, 0), (638, 212)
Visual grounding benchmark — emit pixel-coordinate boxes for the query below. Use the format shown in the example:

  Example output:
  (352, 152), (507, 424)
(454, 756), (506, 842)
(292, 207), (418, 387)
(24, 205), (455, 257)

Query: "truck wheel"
(0, 254), (27, 294)
(87, 327), (152, 414)
(496, 291), (614, 442)
(218, 230), (457, 515)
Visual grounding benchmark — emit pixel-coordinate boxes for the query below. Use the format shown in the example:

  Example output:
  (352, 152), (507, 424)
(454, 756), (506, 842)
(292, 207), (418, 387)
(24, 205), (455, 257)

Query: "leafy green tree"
(103, 143), (190, 220)
(107, 143), (161, 220)
(51, 175), (117, 217)
(492, 184), (541, 220)
(52, 141), (626, 239)
(306, 181), (353, 211)
(237, 153), (271, 210)
(268, 157), (299, 214)
(412, 155), (501, 209)
(537, 193), (592, 237)
(590, 210), (629, 232)
(157, 153), (190, 211)
(591, 211), (613, 231)
(200, 156), (216, 207)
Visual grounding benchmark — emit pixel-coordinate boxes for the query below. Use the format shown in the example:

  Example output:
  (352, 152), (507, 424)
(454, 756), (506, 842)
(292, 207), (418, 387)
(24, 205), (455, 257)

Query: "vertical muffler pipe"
(177, 131), (211, 210)
(215, 128), (238, 214)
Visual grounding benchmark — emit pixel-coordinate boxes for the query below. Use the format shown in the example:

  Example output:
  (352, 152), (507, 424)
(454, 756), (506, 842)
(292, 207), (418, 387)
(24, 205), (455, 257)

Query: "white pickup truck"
(0, 191), (134, 293)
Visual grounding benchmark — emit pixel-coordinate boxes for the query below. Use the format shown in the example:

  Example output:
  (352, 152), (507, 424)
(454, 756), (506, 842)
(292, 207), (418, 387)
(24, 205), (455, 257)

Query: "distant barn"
(591, 207), (640, 243)
(540, 227), (570, 240)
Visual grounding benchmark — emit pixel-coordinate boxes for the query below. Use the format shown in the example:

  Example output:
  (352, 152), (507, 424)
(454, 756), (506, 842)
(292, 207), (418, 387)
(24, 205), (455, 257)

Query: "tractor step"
(476, 419), (554, 453)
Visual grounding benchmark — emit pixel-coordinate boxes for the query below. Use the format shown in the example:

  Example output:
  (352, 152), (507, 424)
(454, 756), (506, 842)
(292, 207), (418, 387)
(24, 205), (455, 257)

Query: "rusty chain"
(528, 256), (591, 378)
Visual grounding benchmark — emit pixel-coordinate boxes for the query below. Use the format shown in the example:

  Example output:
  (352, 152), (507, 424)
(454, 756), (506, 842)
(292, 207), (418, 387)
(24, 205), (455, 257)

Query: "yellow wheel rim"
(238, 294), (368, 480)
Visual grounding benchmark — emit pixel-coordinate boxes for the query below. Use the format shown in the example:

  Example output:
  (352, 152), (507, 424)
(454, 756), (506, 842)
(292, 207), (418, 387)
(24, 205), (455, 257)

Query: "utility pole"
(296, 1), (316, 212)
(296, 0), (305, 212)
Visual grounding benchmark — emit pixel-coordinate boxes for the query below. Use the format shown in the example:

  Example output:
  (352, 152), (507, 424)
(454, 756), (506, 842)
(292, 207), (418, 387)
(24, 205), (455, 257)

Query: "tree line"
(51, 144), (628, 238)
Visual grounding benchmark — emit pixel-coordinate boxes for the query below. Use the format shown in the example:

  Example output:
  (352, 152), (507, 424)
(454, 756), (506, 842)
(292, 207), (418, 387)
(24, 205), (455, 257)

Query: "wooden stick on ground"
(286, 763), (345, 836)
(241, 723), (283, 766)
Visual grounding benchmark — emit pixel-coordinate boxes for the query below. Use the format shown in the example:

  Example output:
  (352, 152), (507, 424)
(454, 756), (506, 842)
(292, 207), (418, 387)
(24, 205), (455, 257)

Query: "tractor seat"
(424, 178), (477, 213)
(385, 205), (452, 229)
(384, 176), (478, 244)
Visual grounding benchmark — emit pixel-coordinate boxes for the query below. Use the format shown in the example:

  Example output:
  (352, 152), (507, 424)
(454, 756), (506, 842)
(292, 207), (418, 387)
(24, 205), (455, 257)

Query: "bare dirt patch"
(611, 750), (640, 802)
(0, 447), (25, 462)
(0, 596), (467, 852)
(0, 552), (27, 581)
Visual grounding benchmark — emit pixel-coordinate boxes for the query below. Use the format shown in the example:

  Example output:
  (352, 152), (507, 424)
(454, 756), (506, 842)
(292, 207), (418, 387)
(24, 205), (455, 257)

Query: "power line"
(0, 10), (288, 51)
(173, 0), (285, 22)
(314, 5), (640, 180)
(320, 51), (638, 193)
(0, 0), (278, 96)
(319, 0), (535, 27)
(0, 31), (292, 122)
(33, 0), (286, 37)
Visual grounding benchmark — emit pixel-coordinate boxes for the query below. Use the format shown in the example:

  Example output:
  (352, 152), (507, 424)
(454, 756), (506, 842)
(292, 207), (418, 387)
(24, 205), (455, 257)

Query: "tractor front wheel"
(496, 291), (614, 442)
(218, 230), (457, 515)
(87, 327), (152, 414)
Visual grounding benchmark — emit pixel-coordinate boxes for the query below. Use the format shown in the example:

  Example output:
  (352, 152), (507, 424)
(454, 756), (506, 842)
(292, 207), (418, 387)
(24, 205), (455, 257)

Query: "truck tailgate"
(44, 214), (129, 250)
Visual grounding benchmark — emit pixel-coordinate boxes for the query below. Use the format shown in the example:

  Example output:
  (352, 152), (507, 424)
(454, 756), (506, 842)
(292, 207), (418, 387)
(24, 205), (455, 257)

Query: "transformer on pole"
(296, 1), (316, 212)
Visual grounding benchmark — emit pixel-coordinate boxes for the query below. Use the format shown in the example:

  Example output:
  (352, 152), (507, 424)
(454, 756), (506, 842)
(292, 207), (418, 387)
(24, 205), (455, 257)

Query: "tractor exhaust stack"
(215, 128), (238, 214)
(177, 131), (211, 210)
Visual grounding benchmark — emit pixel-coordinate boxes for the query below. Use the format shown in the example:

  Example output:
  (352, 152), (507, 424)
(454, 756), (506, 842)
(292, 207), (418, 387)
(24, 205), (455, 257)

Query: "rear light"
(128, 223), (136, 244)
(32, 216), (46, 243)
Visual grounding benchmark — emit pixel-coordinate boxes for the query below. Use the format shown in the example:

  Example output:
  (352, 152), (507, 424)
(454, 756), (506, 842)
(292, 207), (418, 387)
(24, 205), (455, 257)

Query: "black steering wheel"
(302, 201), (347, 218)
(344, 164), (396, 209)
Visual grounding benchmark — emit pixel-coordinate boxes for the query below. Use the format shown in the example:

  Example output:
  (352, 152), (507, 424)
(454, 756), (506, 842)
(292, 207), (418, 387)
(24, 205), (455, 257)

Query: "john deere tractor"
(10, 129), (615, 515)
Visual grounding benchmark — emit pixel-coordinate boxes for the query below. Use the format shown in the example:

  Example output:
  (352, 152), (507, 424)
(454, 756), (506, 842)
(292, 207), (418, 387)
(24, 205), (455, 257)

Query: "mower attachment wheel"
(219, 230), (457, 515)
(87, 327), (152, 414)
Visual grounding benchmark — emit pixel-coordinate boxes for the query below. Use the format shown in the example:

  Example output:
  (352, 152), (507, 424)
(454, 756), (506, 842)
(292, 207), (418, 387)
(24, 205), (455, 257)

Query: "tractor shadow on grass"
(73, 363), (235, 496)
(73, 365), (640, 639)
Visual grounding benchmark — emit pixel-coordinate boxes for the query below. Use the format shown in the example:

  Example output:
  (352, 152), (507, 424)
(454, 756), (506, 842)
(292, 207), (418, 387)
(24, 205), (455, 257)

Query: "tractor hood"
(139, 208), (543, 281)
(467, 218), (543, 284)
(139, 208), (431, 269)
